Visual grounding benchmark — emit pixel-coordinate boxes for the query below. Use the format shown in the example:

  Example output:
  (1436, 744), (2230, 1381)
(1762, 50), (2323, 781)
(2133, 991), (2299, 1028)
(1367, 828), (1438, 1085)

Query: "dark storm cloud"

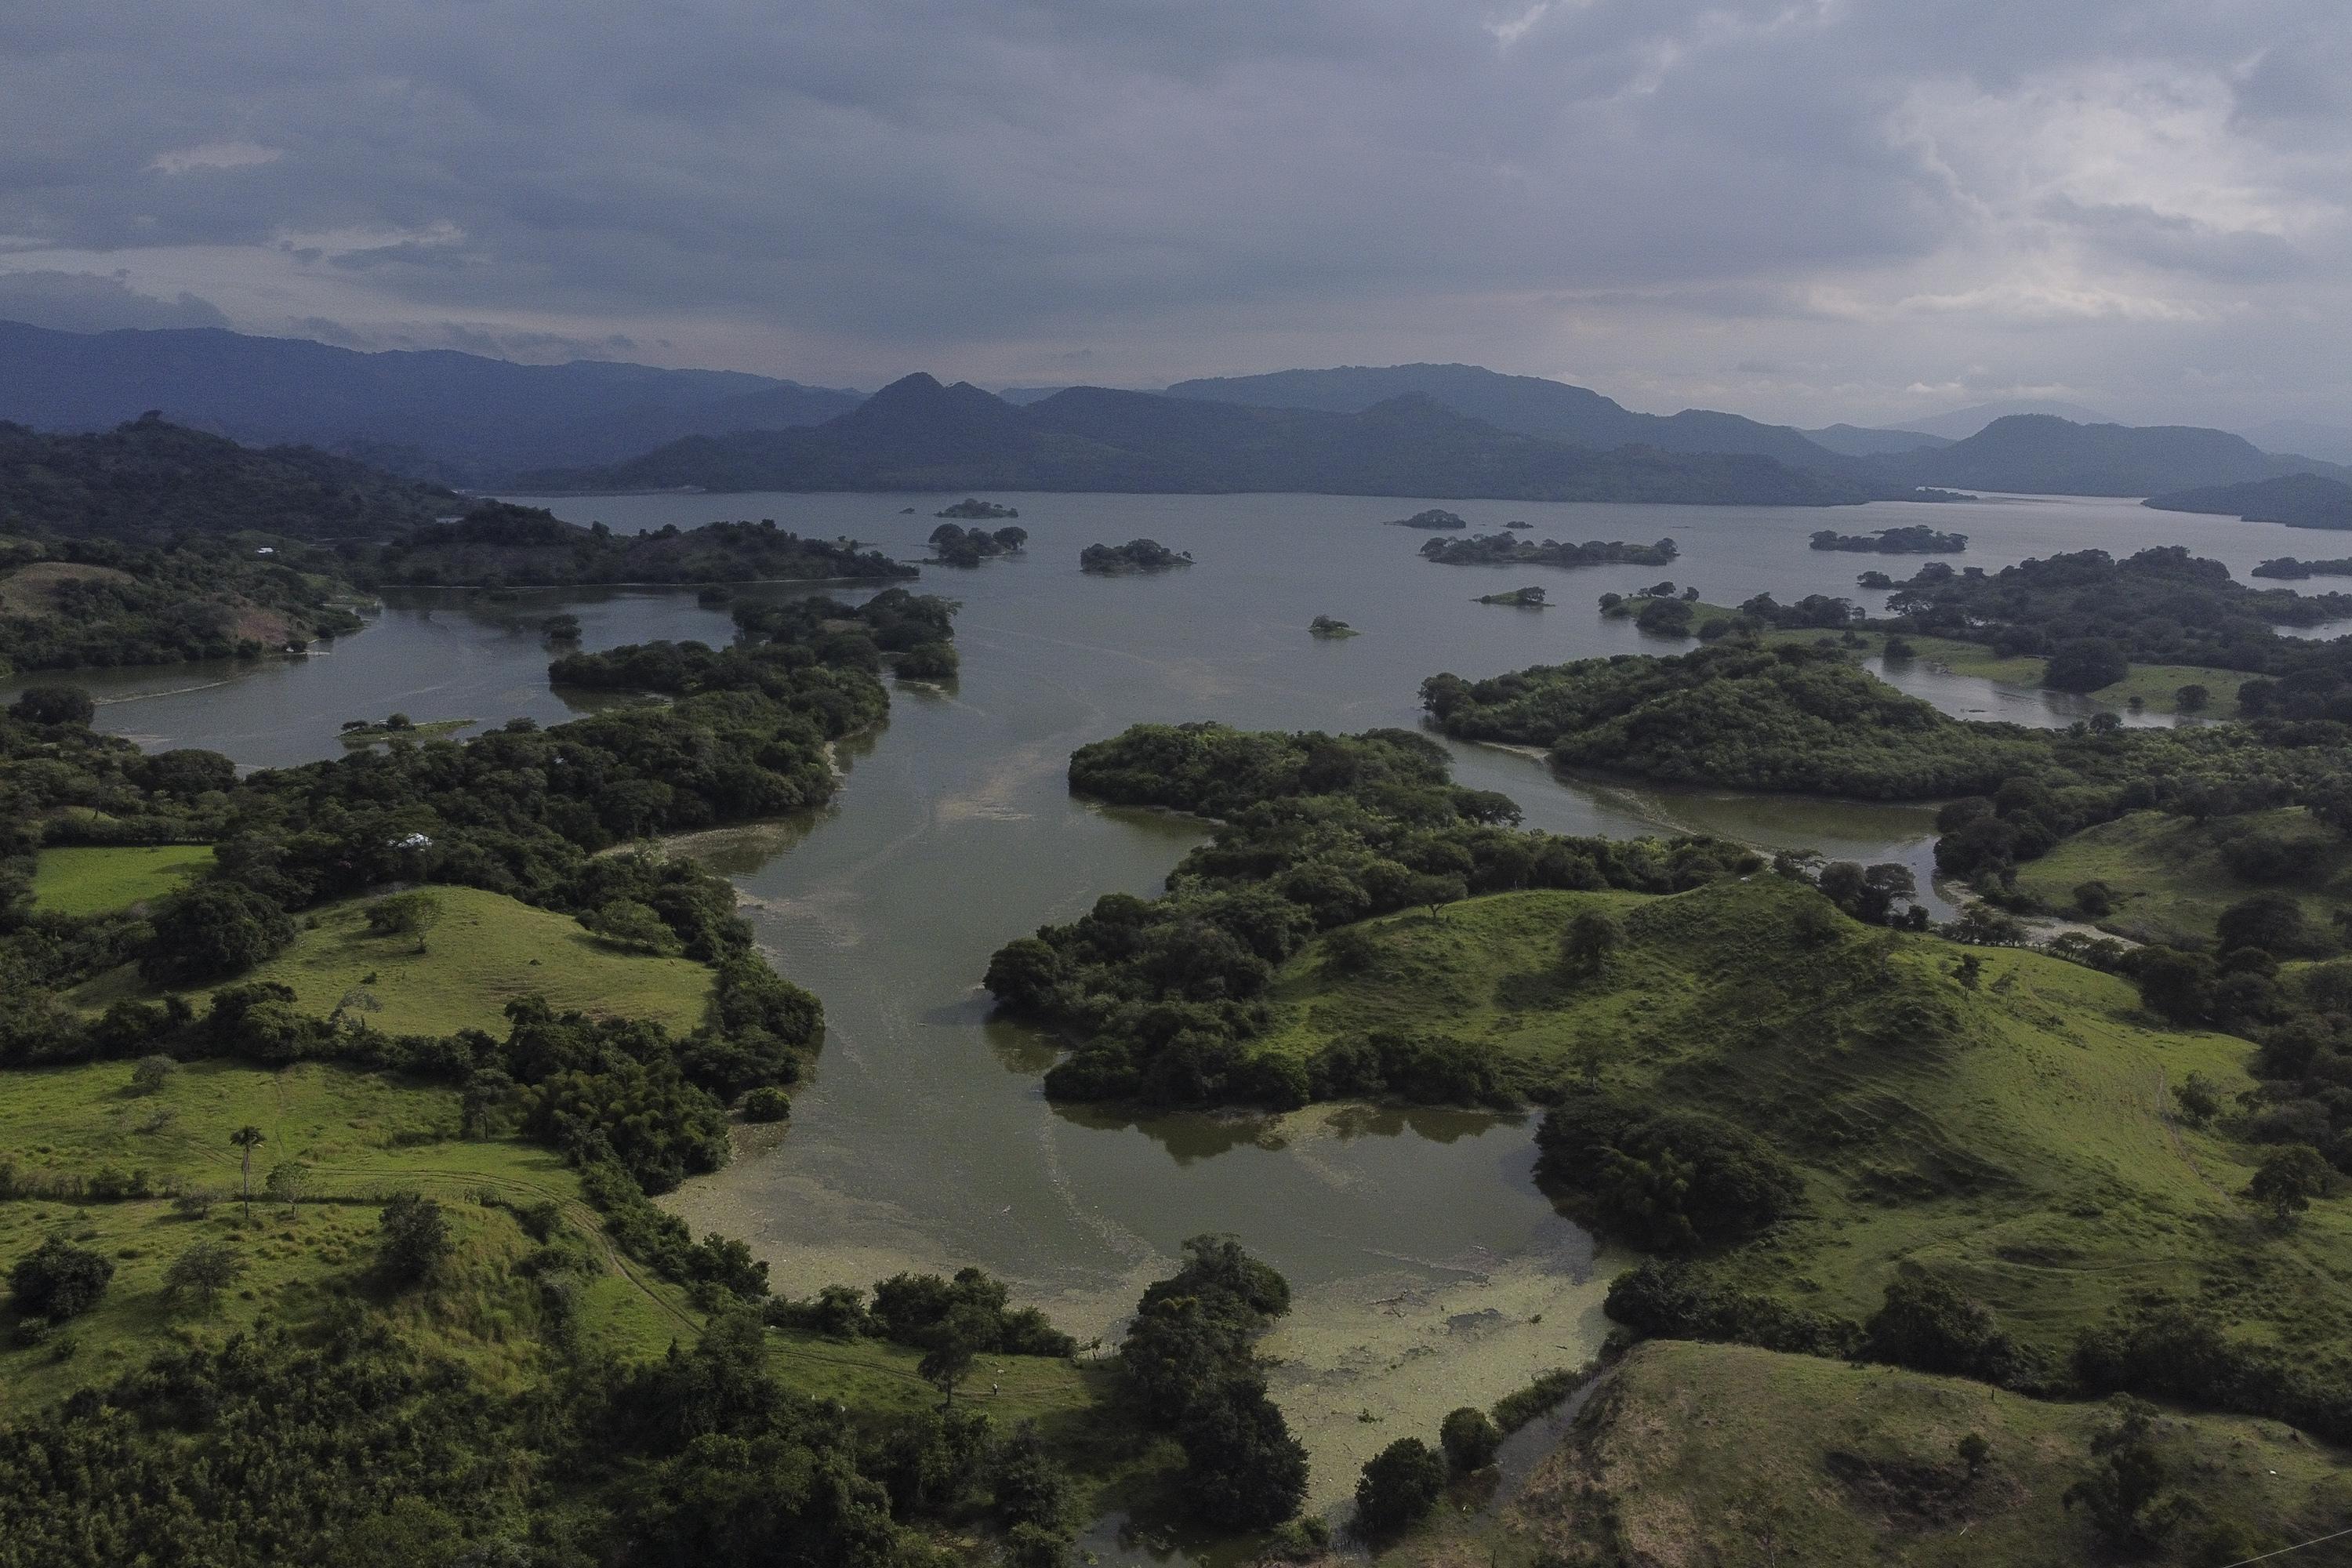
(0, 1), (2346, 423)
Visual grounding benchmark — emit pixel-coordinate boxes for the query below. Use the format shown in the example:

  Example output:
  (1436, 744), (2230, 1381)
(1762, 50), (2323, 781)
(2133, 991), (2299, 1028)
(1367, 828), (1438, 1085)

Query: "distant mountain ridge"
(522, 373), (1898, 506)
(0, 320), (863, 485)
(1864, 415), (2352, 496)
(1163, 361), (1874, 472)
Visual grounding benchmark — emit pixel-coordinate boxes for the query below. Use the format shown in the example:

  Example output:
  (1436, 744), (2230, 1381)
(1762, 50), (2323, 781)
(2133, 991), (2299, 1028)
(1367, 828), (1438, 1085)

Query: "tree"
(140, 882), (297, 984)
(1957, 1432), (1991, 1476)
(917, 1304), (994, 1410)
(2175, 683), (2210, 713)
(2245, 1145), (2332, 1225)
(2042, 637), (2129, 693)
(2135, 949), (2214, 1025)
(1557, 909), (1621, 978)
(1439, 1406), (1501, 1474)
(379, 1191), (453, 1282)
(583, 898), (681, 955)
(1401, 872), (1467, 921)
(8, 1236), (114, 1321)
(1179, 1379), (1309, 1530)
(129, 1054), (174, 1095)
(2173, 1072), (2220, 1127)
(230, 1125), (266, 1218)
(365, 890), (442, 941)
(1354, 1436), (1447, 1535)
(266, 1160), (310, 1218)
(9, 685), (95, 726)
(2064, 1398), (2196, 1553)
(163, 1240), (243, 1311)
(2216, 893), (2311, 957)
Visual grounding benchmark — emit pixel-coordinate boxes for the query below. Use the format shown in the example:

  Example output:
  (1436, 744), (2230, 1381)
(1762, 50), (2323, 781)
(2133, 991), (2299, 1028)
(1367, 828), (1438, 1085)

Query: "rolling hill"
(1871, 414), (2352, 496)
(2143, 472), (2352, 530)
(528, 372), (1896, 506)
(0, 319), (863, 485)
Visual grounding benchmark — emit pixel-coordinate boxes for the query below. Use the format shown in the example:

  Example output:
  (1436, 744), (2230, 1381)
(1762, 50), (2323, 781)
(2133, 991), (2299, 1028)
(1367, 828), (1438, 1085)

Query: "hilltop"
(0, 319), (862, 485)
(2144, 473), (2352, 530)
(0, 414), (458, 543)
(1867, 413), (2351, 496)
(527, 373), (1894, 506)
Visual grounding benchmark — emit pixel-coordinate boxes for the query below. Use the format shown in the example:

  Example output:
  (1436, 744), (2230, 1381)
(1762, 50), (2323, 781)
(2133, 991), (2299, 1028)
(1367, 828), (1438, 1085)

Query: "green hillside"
(1253, 879), (2347, 1363)
(2016, 808), (2352, 948)
(68, 884), (715, 1038)
(1401, 1341), (2352, 1567)
(31, 844), (217, 916)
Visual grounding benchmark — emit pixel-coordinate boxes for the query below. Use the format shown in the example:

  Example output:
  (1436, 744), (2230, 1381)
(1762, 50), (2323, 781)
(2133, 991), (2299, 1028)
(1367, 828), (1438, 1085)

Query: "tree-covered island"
(1078, 539), (1191, 573)
(1808, 524), (1969, 553)
(1417, 532), (1678, 568)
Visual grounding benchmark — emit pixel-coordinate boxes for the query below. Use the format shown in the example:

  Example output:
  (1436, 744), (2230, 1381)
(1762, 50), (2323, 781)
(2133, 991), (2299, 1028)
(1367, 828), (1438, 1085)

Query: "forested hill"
(0, 318), (863, 485)
(2144, 473), (2352, 531)
(1865, 413), (2352, 496)
(374, 501), (913, 586)
(1160, 361), (1868, 472)
(0, 415), (459, 543)
(524, 373), (1902, 506)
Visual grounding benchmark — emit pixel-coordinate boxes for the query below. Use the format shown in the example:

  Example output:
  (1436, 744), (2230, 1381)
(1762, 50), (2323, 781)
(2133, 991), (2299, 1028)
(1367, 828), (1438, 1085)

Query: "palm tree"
(230, 1126), (266, 1219)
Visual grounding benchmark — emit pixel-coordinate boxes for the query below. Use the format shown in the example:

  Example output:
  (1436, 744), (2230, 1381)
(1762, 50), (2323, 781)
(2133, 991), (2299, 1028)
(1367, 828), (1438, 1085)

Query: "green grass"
(69, 884), (714, 1037)
(1748, 622), (2245, 717)
(0, 1055), (699, 1414)
(1398, 1341), (2352, 1568)
(1254, 880), (2352, 1364)
(31, 844), (216, 916)
(2016, 808), (2352, 948)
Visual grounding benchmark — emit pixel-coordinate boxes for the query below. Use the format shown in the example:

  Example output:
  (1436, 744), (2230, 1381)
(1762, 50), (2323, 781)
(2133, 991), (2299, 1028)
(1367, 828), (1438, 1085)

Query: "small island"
(1475, 586), (1548, 607)
(935, 497), (1018, 520)
(1308, 615), (1359, 638)
(929, 521), (1028, 566)
(1809, 525), (1969, 554)
(1504, 519), (1533, 529)
(1384, 508), (1467, 529)
(1080, 538), (1192, 573)
(338, 713), (477, 747)
(2252, 557), (2352, 580)
(1419, 532), (1678, 568)
(1855, 570), (1895, 590)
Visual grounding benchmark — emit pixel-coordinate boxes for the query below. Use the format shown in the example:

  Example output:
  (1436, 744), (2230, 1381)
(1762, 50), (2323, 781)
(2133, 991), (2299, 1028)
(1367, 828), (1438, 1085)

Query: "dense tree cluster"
(1808, 525), (1967, 554)
(1536, 1094), (1802, 1250)
(0, 534), (366, 673)
(1079, 539), (1190, 572)
(1119, 1237), (1308, 1530)
(0, 1300), (1096, 1568)
(1417, 532), (1676, 568)
(374, 503), (913, 587)
(1425, 642), (2045, 799)
(927, 521), (1027, 566)
(982, 723), (1758, 1107)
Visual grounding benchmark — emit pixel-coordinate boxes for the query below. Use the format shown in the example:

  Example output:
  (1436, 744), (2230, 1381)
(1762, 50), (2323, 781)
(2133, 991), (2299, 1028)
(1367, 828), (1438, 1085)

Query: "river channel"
(16, 486), (2316, 1513)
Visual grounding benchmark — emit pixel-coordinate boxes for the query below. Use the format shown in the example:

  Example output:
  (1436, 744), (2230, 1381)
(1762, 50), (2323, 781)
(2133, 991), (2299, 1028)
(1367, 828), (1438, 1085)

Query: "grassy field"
(2016, 807), (2352, 948)
(68, 884), (714, 1037)
(31, 844), (217, 916)
(1392, 1341), (2352, 1568)
(1591, 593), (2255, 718)
(1253, 880), (2352, 1363)
(0, 1054), (701, 1413)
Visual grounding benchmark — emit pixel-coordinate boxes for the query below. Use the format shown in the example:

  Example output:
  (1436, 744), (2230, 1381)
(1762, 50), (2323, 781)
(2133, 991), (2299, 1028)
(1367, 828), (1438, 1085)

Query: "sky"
(2, 1), (2347, 433)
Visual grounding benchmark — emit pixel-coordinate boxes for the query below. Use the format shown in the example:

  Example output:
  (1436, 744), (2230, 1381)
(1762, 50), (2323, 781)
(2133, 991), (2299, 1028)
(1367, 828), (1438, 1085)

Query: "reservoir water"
(18, 487), (2316, 1510)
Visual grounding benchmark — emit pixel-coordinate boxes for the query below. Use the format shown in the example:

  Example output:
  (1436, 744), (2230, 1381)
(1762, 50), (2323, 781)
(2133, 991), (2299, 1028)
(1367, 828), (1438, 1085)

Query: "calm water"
(16, 486), (2316, 1512)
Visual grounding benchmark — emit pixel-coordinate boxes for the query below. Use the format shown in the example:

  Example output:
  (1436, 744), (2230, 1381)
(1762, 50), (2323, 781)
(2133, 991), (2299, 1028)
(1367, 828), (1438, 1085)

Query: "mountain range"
(517, 373), (1900, 506)
(2, 320), (2347, 504)
(0, 320), (861, 485)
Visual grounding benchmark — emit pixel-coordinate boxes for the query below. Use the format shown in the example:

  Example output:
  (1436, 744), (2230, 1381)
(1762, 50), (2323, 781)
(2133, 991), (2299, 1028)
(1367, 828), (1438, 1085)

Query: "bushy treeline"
(1879, 546), (2352, 678)
(929, 521), (1027, 566)
(1808, 524), (1966, 554)
(554, 589), (957, 695)
(982, 723), (1758, 1106)
(0, 533), (365, 672)
(372, 501), (913, 587)
(1417, 532), (1676, 568)
(1424, 642), (2045, 799)
(0, 1300), (1090, 1568)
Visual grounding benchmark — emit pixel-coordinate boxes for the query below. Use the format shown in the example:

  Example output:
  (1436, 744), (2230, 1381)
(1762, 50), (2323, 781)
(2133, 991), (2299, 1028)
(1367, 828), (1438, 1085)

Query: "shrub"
(379, 1192), (454, 1283)
(9, 1236), (114, 1322)
(1439, 1406), (1501, 1473)
(740, 1086), (792, 1123)
(1353, 1438), (1446, 1534)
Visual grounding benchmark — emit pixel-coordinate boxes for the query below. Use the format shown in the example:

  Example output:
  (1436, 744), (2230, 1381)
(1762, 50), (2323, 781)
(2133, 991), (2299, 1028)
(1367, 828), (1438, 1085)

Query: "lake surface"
(18, 485), (2320, 1516)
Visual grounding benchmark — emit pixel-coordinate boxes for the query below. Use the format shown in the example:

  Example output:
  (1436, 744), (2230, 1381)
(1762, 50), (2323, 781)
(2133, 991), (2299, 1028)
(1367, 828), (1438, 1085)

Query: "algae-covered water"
(18, 485), (2288, 1515)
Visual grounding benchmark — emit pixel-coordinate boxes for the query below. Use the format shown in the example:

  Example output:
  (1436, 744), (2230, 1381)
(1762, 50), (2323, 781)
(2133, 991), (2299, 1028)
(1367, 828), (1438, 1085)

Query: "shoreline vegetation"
(1808, 523), (1968, 553)
(1417, 533), (1678, 568)
(1079, 539), (1191, 573)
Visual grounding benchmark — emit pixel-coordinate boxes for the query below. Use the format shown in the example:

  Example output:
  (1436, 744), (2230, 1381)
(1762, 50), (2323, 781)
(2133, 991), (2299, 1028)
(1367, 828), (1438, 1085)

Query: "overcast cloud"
(2, 1), (2346, 428)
